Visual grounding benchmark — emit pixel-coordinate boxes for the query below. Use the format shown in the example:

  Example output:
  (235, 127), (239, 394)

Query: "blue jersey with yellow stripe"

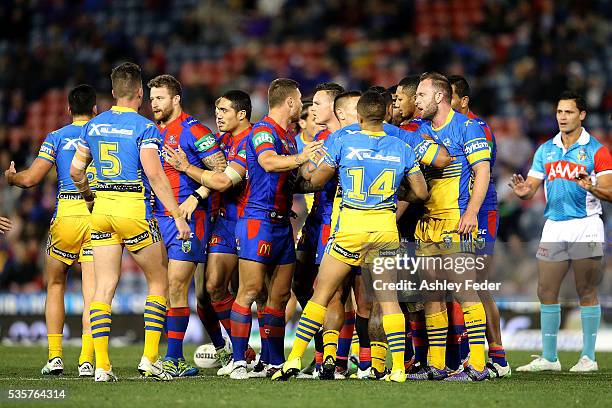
(79, 106), (162, 219)
(341, 122), (440, 166)
(419, 110), (490, 218)
(37, 120), (97, 218)
(323, 127), (421, 212)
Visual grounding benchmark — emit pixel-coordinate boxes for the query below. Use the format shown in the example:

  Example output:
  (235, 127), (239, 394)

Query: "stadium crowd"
(1, 0), (611, 292)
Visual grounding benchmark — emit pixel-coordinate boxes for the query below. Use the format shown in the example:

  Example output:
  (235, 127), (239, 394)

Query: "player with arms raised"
(5, 85), (98, 377)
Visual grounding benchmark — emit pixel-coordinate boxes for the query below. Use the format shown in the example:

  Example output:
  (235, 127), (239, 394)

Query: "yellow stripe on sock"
(143, 296), (167, 363)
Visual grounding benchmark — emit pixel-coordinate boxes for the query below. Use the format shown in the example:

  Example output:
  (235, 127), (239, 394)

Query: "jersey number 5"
(99, 142), (122, 177)
(346, 167), (396, 202)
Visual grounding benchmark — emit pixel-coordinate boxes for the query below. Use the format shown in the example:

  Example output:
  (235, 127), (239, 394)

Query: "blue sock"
(165, 307), (190, 360)
(540, 303), (561, 362)
(580, 305), (601, 361)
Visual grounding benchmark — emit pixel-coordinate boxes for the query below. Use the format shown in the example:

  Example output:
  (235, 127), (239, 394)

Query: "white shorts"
(537, 215), (605, 261)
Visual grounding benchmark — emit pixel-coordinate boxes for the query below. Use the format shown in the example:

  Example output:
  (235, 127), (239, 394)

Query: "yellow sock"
(351, 330), (359, 356)
(463, 303), (487, 371)
(79, 333), (95, 365)
(382, 313), (405, 372)
(48, 334), (63, 360)
(371, 341), (388, 372)
(323, 330), (339, 363)
(426, 310), (448, 370)
(288, 301), (327, 361)
(90, 301), (112, 371)
(143, 295), (167, 363)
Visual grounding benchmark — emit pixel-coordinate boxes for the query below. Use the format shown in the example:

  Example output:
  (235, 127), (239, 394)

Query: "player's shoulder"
(314, 129), (331, 141)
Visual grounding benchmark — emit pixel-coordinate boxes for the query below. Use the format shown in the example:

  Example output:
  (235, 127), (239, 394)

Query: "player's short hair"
(268, 78), (300, 109)
(419, 72), (452, 103)
(68, 84), (96, 116)
(333, 90), (362, 115)
(314, 82), (345, 100)
(398, 75), (421, 96)
(448, 75), (470, 98)
(300, 100), (313, 120)
(357, 90), (386, 123)
(558, 90), (587, 113)
(221, 89), (252, 121)
(147, 74), (182, 97)
(387, 84), (398, 94)
(111, 62), (142, 99)
(367, 85), (393, 108)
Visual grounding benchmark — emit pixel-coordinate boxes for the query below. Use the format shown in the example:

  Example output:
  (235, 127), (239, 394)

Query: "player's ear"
(111, 89), (116, 99)
(93, 105), (98, 116)
(579, 110), (586, 121)
(462, 96), (470, 110)
(237, 110), (246, 121)
(68, 105), (72, 116)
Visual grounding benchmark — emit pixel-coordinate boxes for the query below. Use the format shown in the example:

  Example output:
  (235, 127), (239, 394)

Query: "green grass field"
(1, 346), (610, 408)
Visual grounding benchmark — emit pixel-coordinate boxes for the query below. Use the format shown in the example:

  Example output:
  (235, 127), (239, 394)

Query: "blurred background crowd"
(0, 0), (611, 296)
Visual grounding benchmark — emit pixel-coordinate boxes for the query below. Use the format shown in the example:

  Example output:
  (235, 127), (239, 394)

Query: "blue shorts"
(476, 209), (499, 255)
(296, 215), (331, 265)
(158, 210), (210, 263)
(236, 218), (295, 265)
(208, 217), (237, 255)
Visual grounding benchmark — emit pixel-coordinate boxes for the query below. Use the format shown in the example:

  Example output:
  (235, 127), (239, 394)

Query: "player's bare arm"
(202, 150), (228, 172)
(69, 145), (95, 212)
(399, 171), (429, 202)
(140, 147), (191, 240)
(429, 143), (452, 168)
(5, 158), (54, 188)
(509, 174), (542, 200)
(258, 140), (323, 172)
(163, 145), (244, 192)
(458, 160), (490, 234)
(576, 171), (612, 202)
(296, 162), (335, 192)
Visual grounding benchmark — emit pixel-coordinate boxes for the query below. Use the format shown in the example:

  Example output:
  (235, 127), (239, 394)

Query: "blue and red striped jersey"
(154, 111), (221, 216)
(209, 131), (233, 215)
(467, 111), (497, 211)
(216, 125), (251, 221)
(310, 129), (338, 222)
(243, 116), (298, 221)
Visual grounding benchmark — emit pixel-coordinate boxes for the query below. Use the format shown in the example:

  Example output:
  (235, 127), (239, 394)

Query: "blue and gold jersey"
(37, 120), (97, 218)
(323, 127), (420, 215)
(419, 110), (490, 218)
(79, 106), (162, 219)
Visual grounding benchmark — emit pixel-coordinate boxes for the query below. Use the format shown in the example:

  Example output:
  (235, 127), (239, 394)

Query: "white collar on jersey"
(552, 127), (590, 152)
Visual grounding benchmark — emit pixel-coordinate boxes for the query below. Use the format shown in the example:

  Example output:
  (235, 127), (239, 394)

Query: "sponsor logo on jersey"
(464, 140), (489, 155)
(88, 124), (134, 136)
(545, 160), (586, 181)
(253, 131), (275, 148)
(39, 144), (55, 156)
(62, 138), (80, 150)
(578, 148), (587, 161)
(195, 135), (217, 152)
(345, 147), (400, 162)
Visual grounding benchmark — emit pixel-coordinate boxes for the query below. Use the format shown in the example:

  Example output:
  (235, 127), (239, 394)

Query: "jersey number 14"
(346, 167), (396, 202)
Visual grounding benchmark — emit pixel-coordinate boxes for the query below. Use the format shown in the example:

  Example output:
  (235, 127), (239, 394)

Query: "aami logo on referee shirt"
(545, 160), (586, 181)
